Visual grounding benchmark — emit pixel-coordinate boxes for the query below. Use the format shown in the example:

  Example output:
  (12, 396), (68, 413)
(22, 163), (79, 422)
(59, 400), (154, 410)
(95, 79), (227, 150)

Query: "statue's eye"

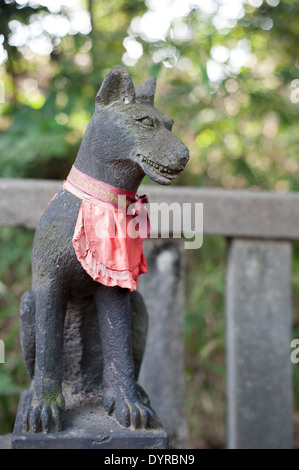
(135, 116), (156, 127)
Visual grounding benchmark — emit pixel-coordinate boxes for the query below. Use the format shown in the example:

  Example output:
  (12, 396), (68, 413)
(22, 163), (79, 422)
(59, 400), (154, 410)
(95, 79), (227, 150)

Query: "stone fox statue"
(20, 65), (189, 433)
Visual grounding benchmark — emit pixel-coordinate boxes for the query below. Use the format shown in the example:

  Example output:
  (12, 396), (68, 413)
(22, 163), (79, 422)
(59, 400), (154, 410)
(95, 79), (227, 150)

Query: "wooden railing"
(0, 178), (297, 449)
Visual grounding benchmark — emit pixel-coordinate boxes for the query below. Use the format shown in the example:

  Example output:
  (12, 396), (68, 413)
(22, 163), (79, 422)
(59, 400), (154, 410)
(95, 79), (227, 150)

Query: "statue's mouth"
(138, 154), (182, 185)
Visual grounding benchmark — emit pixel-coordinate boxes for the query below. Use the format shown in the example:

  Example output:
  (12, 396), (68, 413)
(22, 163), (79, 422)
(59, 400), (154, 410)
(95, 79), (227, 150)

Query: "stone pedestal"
(12, 390), (168, 449)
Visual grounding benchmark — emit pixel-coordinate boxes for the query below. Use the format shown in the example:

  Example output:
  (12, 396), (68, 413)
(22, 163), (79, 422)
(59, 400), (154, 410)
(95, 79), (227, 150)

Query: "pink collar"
(67, 165), (137, 209)
(67, 165), (151, 241)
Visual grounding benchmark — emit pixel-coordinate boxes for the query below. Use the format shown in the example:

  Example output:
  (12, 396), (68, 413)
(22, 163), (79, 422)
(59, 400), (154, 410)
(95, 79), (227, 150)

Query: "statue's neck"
(73, 153), (144, 193)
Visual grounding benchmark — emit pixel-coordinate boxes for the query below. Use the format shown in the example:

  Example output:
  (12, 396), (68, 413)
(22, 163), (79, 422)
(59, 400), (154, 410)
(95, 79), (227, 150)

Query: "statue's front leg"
(23, 281), (65, 433)
(96, 285), (153, 429)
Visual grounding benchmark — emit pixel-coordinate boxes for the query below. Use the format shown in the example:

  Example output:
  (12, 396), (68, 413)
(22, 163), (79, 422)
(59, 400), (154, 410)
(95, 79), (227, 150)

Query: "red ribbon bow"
(135, 195), (151, 242)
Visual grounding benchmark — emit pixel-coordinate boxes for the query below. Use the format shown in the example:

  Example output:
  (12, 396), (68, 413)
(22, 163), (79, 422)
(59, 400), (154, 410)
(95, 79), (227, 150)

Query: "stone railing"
(0, 178), (297, 449)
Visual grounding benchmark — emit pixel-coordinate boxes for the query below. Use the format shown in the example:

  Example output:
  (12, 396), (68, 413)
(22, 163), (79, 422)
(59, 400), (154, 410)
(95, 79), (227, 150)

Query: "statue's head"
(76, 65), (189, 187)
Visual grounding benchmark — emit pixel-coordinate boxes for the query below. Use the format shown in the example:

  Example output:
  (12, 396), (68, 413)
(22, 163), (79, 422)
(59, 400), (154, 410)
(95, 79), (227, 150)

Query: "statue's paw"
(23, 391), (65, 433)
(135, 383), (151, 407)
(104, 388), (154, 429)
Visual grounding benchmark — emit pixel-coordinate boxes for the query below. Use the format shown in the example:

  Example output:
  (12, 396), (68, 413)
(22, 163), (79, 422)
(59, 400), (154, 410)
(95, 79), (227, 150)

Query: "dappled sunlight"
(0, 1), (91, 65)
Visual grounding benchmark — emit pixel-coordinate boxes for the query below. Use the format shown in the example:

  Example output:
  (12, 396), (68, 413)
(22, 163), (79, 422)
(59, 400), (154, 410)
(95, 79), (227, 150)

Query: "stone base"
(12, 390), (168, 449)
(0, 434), (12, 449)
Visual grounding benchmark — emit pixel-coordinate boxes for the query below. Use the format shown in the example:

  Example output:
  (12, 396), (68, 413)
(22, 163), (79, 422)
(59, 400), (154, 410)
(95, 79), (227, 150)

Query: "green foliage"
(1, 0), (299, 189)
(185, 236), (226, 447)
(0, 227), (33, 433)
(0, 0), (47, 66)
(0, 105), (71, 177)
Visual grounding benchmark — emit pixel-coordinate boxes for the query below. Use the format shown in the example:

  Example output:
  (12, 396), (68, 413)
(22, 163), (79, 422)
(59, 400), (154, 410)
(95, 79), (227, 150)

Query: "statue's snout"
(179, 146), (189, 168)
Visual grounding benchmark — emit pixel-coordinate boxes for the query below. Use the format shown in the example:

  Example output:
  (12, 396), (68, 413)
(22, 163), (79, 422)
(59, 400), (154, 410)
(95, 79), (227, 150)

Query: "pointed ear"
(135, 76), (156, 105)
(96, 65), (136, 106)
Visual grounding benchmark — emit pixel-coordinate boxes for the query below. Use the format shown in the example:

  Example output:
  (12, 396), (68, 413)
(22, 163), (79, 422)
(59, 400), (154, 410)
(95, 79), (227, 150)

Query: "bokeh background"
(1, 0), (299, 448)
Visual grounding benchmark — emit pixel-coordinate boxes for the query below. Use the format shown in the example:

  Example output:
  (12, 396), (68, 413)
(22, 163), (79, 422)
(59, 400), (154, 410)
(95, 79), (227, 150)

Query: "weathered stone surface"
(138, 239), (188, 448)
(16, 66), (189, 438)
(12, 390), (168, 449)
(226, 239), (293, 449)
(0, 434), (12, 449)
(0, 178), (62, 229)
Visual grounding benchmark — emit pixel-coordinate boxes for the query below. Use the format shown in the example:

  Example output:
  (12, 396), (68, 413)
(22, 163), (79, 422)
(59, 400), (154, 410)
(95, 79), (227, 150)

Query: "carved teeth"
(141, 155), (178, 175)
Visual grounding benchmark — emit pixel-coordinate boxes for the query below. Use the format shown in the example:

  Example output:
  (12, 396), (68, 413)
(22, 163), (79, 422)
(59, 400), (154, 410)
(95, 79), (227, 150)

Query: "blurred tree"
(1, 0), (299, 190)
(1, 0), (299, 189)
(126, 0), (299, 191)
(0, 0), (148, 178)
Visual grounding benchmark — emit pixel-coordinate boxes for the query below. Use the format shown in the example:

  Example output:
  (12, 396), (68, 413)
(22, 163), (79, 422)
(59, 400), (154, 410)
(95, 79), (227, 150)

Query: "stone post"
(226, 238), (293, 449)
(138, 238), (188, 448)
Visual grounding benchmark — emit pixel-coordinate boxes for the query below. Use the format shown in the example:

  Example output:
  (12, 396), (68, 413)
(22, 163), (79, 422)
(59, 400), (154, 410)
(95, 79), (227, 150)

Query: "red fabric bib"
(61, 168), (149, 291)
